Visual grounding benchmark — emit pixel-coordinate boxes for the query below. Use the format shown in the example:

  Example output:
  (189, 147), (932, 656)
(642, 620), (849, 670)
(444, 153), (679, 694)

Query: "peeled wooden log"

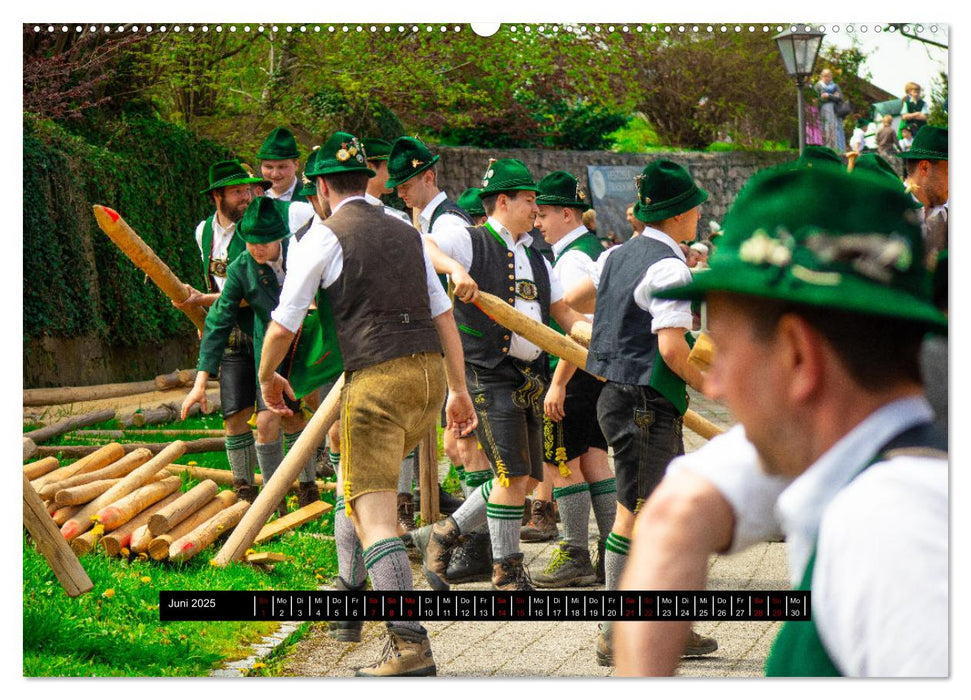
(24, 457), (60, 481)
(212, 375), (344, 566)
(23, 410), (117, 445)
(418, 426), (439, 525)
(35, 437), (226, 459)
(23, 473), (93, 597)
(72, 429), (226, 439)
(687, 332), (715, 372)
(148, 479), (219, 536)
(170, 500), (250, 563)
(25, 386), (216, 424)
(93, 205), (207, 331)
(60, 441), (186, 541)
(96, 491), (182, 557)
(95, 476), (183, 531)
(52, 504), (83, 526)
(166, 464), (335, 493)
(129, 523), (155, 554)
(119, 390), (221, 427)
(40, 449), (153, 501)
(23, 371), (199, 407)
(30, 443), (127, 493)
(55, 478), (123, 507)
(569, 320), (593, 348)
(148, 491), (236, 561)
(683, 411), (725, 441)
(254, 500), (333, 545)
(24, 437), (38, 461)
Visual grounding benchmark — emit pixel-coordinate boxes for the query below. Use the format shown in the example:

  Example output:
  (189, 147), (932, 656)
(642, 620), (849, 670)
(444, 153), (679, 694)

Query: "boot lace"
(543, 544), (572, 574)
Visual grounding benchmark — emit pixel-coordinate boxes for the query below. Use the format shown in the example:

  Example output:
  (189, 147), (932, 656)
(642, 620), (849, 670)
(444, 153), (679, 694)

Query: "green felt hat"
(457, 187), (485, 217)
(852, 153), (911, 195)
(898, 125), (948, 161)
(796, 145), (843, 168)
(257, 126), (300, 160)
(656, 164), (945, 330)
(536, 170), (590, 211)
(385, 137), (440, 187)
(306, 132), (375, 179)
(297, 148), (320, 196)
(200, 159), (266, 194)
(362, 138), (393, 162)
(236, 196), (292, 245)
(633, 159), (708, 223)
(478, 158), (540, 196)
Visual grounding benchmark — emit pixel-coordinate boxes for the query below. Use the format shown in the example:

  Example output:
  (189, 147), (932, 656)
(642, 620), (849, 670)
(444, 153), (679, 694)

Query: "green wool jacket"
(196, 242), (343, 397)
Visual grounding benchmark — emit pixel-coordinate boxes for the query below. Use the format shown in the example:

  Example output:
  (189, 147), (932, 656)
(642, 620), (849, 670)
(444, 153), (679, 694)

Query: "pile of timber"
(23, 441), (332, 564)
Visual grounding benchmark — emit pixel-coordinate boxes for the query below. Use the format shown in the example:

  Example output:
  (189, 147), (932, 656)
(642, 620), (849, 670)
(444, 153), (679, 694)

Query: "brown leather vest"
(324, 199), (442, 371)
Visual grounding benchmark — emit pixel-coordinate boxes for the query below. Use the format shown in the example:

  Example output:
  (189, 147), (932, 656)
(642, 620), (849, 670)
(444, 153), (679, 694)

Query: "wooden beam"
(23, 370), (199, 407)
(254, 500), (333, 545)
(417, 426), (439, 525)
(23, 473), (93, 597)
(34, 437), (226, 459)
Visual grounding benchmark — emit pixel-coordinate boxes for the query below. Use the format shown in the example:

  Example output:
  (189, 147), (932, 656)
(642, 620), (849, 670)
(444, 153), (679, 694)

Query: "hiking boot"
(397, 493), (417, 544)
(684, 629), (718, 656)
(355, 626), (436, 677)
(314, 446), (335, 479)
(596, 624), (612, 666)
(593, 538), (606, 584)
(412, 516), (462, 591)
(492, 553), (534, 591)
(446, 531), (493, 583)
(297, 481), (320, 509)
(327, 577), (364, 642)
(520, 500), (558, 542)
(415, 485), (465, 516)
(232, 479), (258, 504)
(532, 542), (597, 588)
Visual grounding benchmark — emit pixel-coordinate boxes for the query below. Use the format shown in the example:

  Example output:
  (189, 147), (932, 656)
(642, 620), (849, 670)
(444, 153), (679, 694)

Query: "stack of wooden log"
(24, 441), (332, 565)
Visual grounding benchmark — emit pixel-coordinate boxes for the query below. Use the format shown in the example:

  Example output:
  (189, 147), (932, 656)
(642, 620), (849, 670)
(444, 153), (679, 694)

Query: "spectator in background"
(876, 115), (900, 161)
(849, 117), (868, 154)
(814, 69), (846, 153)
(626, 202), (646, 238)
(901, 82), (929, 136)
(687, 241), (709, 269)
(899, 126), (914, 153)
(583, 208), (599, 237)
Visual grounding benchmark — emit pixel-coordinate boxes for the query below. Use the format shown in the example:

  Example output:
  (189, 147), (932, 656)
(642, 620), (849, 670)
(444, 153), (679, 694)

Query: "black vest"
(453, 226), (551, 370)
(587, 236), (679, 386)
(430, 197), (473, 230)
(325, 200), (442, 372)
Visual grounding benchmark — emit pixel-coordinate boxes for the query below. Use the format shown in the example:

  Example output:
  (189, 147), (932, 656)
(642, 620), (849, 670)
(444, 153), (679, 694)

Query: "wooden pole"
(23, 473), (93, 596)
(95, 491), (182, 557)
(682, 411), (725, 441)
(24, 457), (60, 481)
(93, 205), (207, 331)
(165, 464), (335, 493)
(417, 426), (440, 525)
(25, 386), (218, 423)
(23, 371), (198, 407)
(211, 375), (344, 567)
(35, 437), (225, 459)
(23, 409), (116, 444)
(29, 443), (127, 492)
(61, 441), (186, 540)
(95, 476), (183, 530)
(148, 479), (219, 536)
(24, 437), (38, 461)
(51, 504), (83, 526)
(148, 491), (237, 561)
(170, 500), (251, 563)
(72, 429), (226, 439)
(39, 449), (153, 501)
(54, 478), (123, 507)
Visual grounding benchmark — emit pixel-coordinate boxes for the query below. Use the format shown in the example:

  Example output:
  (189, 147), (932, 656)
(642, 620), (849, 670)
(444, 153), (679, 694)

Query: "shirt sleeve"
(544, 257), (564, 303)
(194, 220), (206, 261)
(422, 239), (453, 318)
(429, 221), (473, 272)
(667, 425), (790, 553)
(286, 201), (316, 232)
(555, 250), (597, 292)
(272, 221), (343, 333)
(633, 258), (695, 332)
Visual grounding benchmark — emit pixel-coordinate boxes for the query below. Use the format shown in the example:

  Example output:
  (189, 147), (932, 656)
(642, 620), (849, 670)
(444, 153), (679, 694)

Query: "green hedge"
(24, 115), (231, 345)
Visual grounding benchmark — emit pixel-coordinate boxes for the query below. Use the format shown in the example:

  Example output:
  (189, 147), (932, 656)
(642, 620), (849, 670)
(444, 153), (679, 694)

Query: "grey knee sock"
(398, 449), (416, 494)
(283, 430), (316, 483)
(452, 479), (491, 534)
(486, 501), (525, 561)
(590, 478), (618, 540)
(334, 496), (367, 587)
(604, 531), (630, 591)
(255, 435), (285, 486)
(363, 537), (422, 633)
(553, 483), (592, 549)
(226, 432), (257, 484)
(463, 471), (494, 534)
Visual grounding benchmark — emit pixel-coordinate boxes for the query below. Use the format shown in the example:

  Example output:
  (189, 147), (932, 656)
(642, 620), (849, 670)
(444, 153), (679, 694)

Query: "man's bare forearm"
(615, 469), (735, 676)
(432, 309), (469, 394)
(258, 321), (297, 384)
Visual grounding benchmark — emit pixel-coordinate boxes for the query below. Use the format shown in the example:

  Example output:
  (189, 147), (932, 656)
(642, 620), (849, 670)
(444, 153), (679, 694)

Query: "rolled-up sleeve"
(423, 240), (453, 318)
(271, 221), (343, 333)
(634, 258), (695, 332)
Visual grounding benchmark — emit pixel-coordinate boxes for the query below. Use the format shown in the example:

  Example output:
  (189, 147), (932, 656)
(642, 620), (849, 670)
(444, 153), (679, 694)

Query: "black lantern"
(774, 25), (826, 153)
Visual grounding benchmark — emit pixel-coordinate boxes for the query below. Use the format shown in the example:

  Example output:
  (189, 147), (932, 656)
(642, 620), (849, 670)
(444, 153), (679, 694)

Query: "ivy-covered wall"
(23, 115), (231, 387)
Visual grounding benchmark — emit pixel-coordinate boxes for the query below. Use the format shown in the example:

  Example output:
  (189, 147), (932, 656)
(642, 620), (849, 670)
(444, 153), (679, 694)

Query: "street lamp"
(774, 25), (825, 154)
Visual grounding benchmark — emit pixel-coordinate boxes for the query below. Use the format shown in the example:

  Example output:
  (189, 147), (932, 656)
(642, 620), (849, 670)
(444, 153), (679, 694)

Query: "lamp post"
(774, 26), (825, 154)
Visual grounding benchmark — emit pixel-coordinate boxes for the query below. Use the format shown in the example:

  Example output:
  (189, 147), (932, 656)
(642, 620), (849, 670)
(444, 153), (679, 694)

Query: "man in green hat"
(585, 158), (716, 665)
(411, 158), (588, 592)
(177, 159), (288, 503)
(529, 170), (615, 587)
(457, 187), (488, 226)
(614, 163), (947, 676)
(361, 137), (411, 224)
(257, 130), (477, 677)
(387, 136), (473, 234)
(180, 196), (341, 509)
(257, 126), (308, 203)
(899, 125), (948, 269)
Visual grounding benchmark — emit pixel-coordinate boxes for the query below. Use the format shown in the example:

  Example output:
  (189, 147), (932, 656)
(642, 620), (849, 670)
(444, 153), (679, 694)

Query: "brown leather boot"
(520, 500), (559, 542)
(396, 493), (416, 539)
(354, 626), (436, 677)
(411, 516), (462, 591)
(232, 479), (258, 504)
(298, 481), (320, 509)
(491, 553), (533, 591)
